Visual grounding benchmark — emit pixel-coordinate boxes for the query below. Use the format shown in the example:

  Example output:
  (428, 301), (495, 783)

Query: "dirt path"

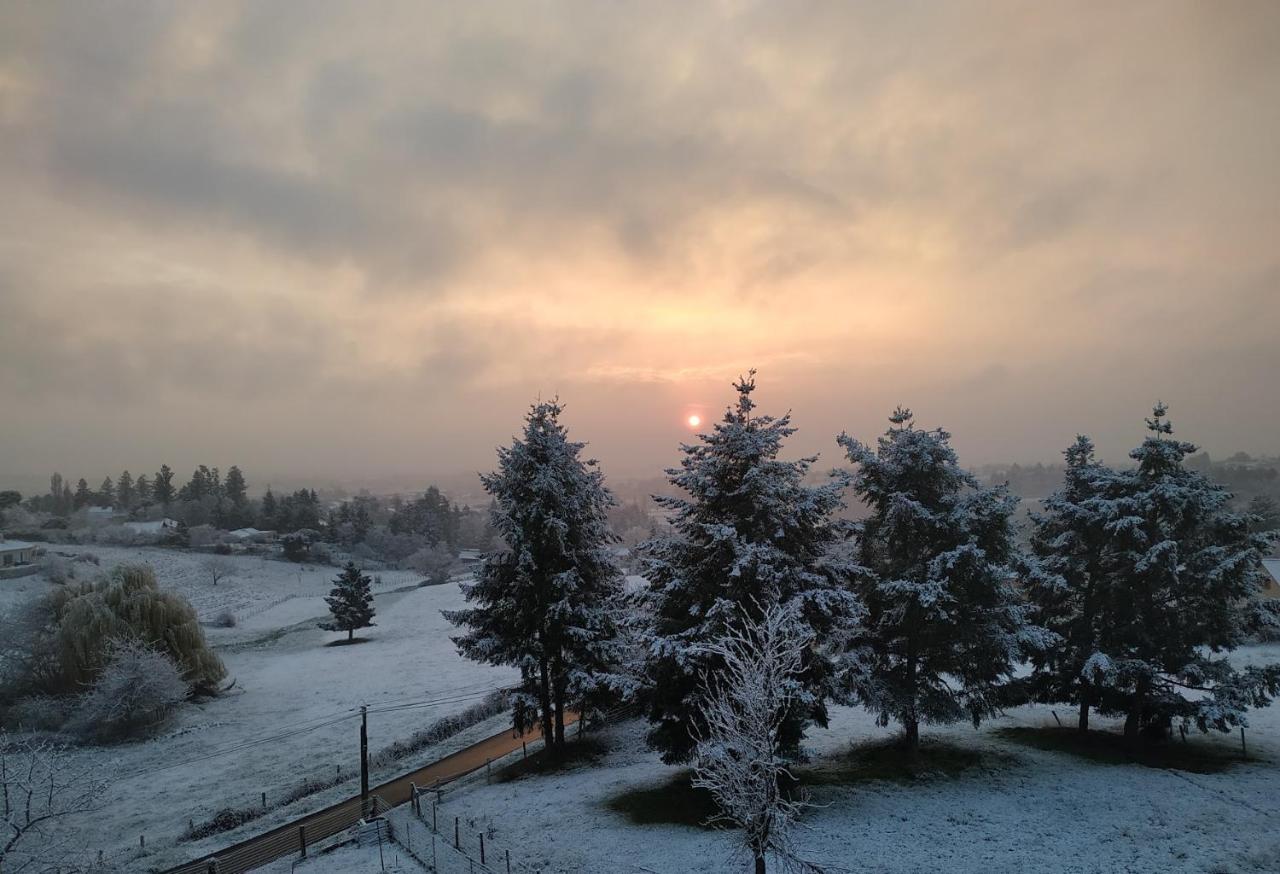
(165, 713), (578, 874)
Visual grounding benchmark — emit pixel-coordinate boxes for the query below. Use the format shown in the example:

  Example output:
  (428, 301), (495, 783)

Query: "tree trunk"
(754, 854), (766, 874)
(552, 659), (566, 749)
(1077, 688), (1090, 734)
(538, 657), (555, 752)
(903, 649), (920, 764)
(347, 628), (353, 642)
(1123, 680), (1146, 743)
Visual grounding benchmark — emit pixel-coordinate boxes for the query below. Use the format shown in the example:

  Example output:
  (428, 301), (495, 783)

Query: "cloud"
(0, 1), (1278, 481)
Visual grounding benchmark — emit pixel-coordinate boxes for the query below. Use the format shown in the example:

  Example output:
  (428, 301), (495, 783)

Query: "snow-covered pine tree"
(444, 399), (627, 754)
(1087, 403), (1280, 740)
(642, 372), (859, 764)
(1023, 435), (1123, 732)
(837, 407), (1046, 761)
(320, 561), (376, 642)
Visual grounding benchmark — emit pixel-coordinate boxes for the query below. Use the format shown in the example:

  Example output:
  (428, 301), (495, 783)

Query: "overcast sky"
(1, 1), (1277, 491)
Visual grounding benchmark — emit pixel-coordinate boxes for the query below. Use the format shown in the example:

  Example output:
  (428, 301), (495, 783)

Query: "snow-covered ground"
(7, 548), (1280, 873)
(1, 546), (516, 871)
(421, 652), (1280, 874)
(257, 838), (428, 874)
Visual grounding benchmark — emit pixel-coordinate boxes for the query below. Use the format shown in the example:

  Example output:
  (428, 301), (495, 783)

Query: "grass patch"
(797, 736), (1003, 787)
(498, 735), (609, 782)
(993, 726), (1246, 774)
(605, 770), (723, 829)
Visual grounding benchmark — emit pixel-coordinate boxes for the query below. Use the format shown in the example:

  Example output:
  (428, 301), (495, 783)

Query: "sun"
(687, 414), (701, 428)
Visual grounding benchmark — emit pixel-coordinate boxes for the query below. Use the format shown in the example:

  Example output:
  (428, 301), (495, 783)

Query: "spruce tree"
(1022, 436), (1122, 732)
(642, 373), (858, 763)
(73, 478), (92, 509)
(837, 407), (1046, 761)
(1088, 404), (1280, 740)
(116, 470), (135, 511)
(444, 399), (627, 753)
(97, 477), (115, 508)
(153, 465), (175, 506)
(135, 473), (152, 506)
(320, 561), (376, 642)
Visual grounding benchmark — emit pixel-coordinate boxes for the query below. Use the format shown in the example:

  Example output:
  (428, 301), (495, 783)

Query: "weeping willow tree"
(43, 563), (226, 695)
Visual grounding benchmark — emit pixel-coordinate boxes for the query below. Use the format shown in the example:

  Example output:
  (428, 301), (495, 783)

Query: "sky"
(1, 1), (1278, 491)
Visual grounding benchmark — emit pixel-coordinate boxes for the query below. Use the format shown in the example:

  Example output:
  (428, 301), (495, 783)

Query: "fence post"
(139, 835), (145, 850)
(261, 791), (267, 810)
(486, 758), (491, 784)
(506, 848), (511, 873)
(480, 832), (486, 864)
(299, 824), (307, 858)
(1241, 727), (1248, 759)
(455, 816), (460, 849)
(411, 782), (418, 816)
(522, 740), (527, 759)
(432, 834), (437, 870)
(433, 797), (438, 832)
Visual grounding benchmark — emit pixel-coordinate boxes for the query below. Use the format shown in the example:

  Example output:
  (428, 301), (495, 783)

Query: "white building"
(124, 518), (180, 536)
(0, 538), (38, 569)
(1263, 558), (1280, 598)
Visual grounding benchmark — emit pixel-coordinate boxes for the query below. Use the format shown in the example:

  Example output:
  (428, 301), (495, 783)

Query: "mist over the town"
(2, 4), (1280, 874)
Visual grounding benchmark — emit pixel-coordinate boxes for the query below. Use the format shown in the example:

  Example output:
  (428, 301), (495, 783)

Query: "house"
(457, 548), (482, 565)
(124, 518), (180, 536)
(1262, 559), (1280, 599)
(0, 538), (38, 568)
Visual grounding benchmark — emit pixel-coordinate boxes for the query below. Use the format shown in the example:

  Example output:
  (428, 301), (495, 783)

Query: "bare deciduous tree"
(1, 732), (108, 873)
(691, 602), (825, 874)
(200, 555), (236, 587)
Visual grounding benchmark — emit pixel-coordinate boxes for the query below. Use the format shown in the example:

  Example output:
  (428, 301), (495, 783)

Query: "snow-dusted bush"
(370, 690), (510, 769)
(188, 524), (221, 548)
(40, 554), (72, 584)
(212, 610), (237, 628)
(67, 640), (189, 742)
(44, 563), (227, 695)
(4, 695), (72, 732)
(74, 552), (99, 565)
(405, 543), (455, 585)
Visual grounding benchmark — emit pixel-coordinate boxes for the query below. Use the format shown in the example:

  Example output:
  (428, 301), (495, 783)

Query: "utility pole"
(360, 704), (370, 817)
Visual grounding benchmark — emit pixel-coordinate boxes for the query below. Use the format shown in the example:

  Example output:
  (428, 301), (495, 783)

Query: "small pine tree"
(153, 464), (175, 506)
(97, 477), (115, 508)
(135, 473), (152, 505)
(116, 470), (135, 511)
(642, 372), (859, 763)
(1088, 404), (1280, 740)
(73, 478), (92, 509)
(1022, 436), (1123, 732)
(321, 562), (376, 642)
(837, 407), (1048, 761)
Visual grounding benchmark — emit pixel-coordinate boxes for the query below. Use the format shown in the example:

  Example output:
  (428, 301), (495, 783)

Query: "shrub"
(66, 640), (189, 742)
(45, 563), (227, 695)
(370, 690), (509, 769)
(181, 805), (263, 842)
(4, 695), (73, 731)
(73, 552), (100, 566)
(212, 610), (237, 628)
(41, 554), (72, 584)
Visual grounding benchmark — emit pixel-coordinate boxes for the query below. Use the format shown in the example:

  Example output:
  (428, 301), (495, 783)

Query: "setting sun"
(687, 414), (701, 428)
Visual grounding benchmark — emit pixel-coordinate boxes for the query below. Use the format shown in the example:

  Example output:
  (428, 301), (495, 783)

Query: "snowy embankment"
(425, 657), (1280, 874)
(0, 546), (515, 871)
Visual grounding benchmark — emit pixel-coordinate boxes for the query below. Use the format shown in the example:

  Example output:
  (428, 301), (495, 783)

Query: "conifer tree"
(445, 399), (627, 753)
(97, 477), (115, 508)
(1022, 436), (1123, 732)
(73, 478), (92, 509)
(135, 473), (152, 506)
(837, 408), (1046, 761)
(642, 373), (859, 763)
(153, 465), (175, 506)
(1086, 404), (1280, 740)
(320, 561), (376, 642)
(116, 470), (135, 511)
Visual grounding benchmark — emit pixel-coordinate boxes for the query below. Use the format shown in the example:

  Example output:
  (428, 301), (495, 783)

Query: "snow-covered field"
(411, 659), (1280, 874)
(6, 547), (1280, 873)
(0, 546), (516, 871)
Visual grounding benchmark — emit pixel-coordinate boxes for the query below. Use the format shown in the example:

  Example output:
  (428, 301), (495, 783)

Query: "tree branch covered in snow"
(692, 602), (825, 874)
(1, 732), (108, 873)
